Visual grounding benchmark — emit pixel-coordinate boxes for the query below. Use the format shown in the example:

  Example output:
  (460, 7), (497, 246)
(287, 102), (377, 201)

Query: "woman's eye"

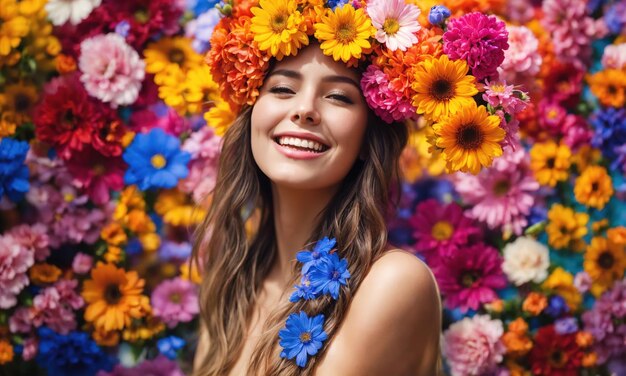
(269, 86), (294, 95)
(328, 93), (353, 104)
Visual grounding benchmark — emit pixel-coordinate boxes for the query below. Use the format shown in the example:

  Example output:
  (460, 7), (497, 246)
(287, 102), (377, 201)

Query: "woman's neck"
(268, 183), (338, 288)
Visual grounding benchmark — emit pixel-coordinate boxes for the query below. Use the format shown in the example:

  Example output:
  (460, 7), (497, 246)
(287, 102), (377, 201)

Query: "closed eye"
(327, 93), (353, 104)
(269, 86), (295, 95)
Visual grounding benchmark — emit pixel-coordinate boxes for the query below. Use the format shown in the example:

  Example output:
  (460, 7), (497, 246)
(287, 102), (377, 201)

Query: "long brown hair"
(192, 102), (409, 375)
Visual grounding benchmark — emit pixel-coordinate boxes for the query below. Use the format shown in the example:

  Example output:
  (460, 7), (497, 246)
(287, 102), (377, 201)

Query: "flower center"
(170, 292), (181, 304)
(64, 192), (75, 203)
(591, 181), (599, 191)
(598, 251), (614, 269)
(431, 220), (453, 241)
(382, 18), (400, 35)
(14, 93), (32, 112)
(92, 164), (105, 176)
(151, 154), (167, 169)
(336, 22), (356, 44)
(547, 109), (559, 120)
(460, 270), (480, 287)
(300, 332), (311, 343)
(549, 350), (567, 368)
(546, 157), (556, 169)
(456, 124), (484, 150)
(168, 48), (186, 65)
(105, 284), (122, 304)
(607, 84), (617, 95)
(493, 180), (511, 196)
(271, 13), (289, 33)
(332, 270), (340, 280)
(490, 84), (506, 93)
(62, 110), (76, 129)
(430, 79), (454, 101)
(134, 8), (149, 24)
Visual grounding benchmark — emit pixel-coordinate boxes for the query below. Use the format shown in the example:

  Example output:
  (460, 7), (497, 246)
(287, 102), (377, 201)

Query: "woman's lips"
(273, 139), (328, 160)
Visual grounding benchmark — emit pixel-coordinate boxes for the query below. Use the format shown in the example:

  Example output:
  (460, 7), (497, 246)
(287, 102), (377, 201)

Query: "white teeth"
(277, 136), (325, 152)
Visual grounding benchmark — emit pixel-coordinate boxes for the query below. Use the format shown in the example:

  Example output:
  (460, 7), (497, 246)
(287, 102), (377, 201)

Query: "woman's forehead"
(269, 44), (361, 83)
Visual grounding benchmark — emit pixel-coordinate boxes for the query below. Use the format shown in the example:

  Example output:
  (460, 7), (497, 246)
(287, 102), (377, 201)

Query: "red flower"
(530, 325), (583, 376)
(66, 146), (126, 205)
(34, 74), (125, 160)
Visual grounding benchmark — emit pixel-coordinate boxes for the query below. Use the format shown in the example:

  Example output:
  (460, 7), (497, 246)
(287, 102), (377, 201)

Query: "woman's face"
(250, 45), (369, 192)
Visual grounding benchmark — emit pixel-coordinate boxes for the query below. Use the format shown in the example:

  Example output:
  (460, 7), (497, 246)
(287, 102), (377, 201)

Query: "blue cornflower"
(36, 327), (115, 376)
(157, 335), (186, 360)
(123, 128), (191, 191)
(0, 138), (30, 202)
(296, 237), (336, 274)
(187, 0), (221, 15)
(279, 312), (328, 368)
(309, 252), (351, 300)
(590, 107), (626, 161)
(545, 295), (569, 318)
(326, 0), (350, 10)
(290, 275), (318, 302)
(114, 20), (130, 37)
(428, 5), (451, 26)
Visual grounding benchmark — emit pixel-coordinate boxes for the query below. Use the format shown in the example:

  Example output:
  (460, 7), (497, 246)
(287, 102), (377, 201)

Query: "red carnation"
(530, 325), (583, 376)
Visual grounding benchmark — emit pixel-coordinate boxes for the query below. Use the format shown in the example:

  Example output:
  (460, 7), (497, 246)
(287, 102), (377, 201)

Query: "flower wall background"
(0, 0), (626, 375)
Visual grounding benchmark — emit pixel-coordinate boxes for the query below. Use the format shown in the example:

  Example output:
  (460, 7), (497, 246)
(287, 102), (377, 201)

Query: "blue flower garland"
(278, 237), (351, 368)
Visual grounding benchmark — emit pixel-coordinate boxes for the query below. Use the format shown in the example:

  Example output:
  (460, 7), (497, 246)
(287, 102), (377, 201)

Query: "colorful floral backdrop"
(1, 0), (626, 375)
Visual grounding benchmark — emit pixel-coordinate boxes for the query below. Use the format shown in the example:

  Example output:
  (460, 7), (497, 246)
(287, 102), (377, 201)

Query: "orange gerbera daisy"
(82, 263), (150, 332)
(574, 165), (614, 210)
(587, 69), (626, 108)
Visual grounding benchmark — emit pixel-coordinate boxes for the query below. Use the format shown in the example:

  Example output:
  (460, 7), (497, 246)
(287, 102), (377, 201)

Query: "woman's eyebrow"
(267, 69), (360, 90)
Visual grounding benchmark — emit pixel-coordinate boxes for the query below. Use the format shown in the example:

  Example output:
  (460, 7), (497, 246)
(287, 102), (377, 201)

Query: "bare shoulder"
(315, 250), (442, 376)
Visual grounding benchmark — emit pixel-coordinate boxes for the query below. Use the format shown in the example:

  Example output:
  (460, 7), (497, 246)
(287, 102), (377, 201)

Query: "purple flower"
(545, 295), (569, 318)
(151, 277), (199, 328)
(96, 355), (184, 376)
(428, 5), (451, 26)
(554, 317), (579, 334)
(443, 12), (509, 81)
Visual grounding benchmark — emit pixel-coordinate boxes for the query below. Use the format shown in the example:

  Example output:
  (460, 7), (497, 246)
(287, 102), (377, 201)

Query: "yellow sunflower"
(574, 165), (613, 210)
(587, 69), (626, 108)
(314, 4), (375, 65)
(82, 262), (150, 332)
(529, 141), (571, 187)
(144, 37), (203, 83)
(250, 0), (309, 60)
(411, 54), (478, 122)
(154, 189), (206, 227)
(204, 97), (236, 137)
(183, 65), (221, 114)
(546, 204), (589, 251)
(584, 236), (626, 297)
(0, 83), (38, 125)
(432, 102), (505, 174)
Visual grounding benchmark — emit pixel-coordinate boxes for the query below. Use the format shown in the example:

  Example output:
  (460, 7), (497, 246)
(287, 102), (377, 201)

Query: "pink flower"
(8, 223), (50, 262)
(538, 98), (567, 135)
(367, 0), (421, 51)
(360, 65), (416, 124)
(602, 43), (626, 69)
(0, 234), (34, 309)
(22, 337), (38, 361)
(505, 0), (535, 24)
(32, 281), (83, 334)
(151, 277), (199, 328)
(180, 126), (222, 206)
(443, 12), (509, 81)
(408, 199), (481, 268)
(499, 25), (542, 81)
(72, 252), (94, 274)
(574, 271), (592, 293)
(79, 33), (145, 107)
(434, 243), (507, 312)
(453, 146), (539, 235)
(129, 102), (189, 136)
(443, 314), (505, 376)
(9, 307), (35, 333)
(562, 114), (592, 152)
(482, 80), (528, 115)
(96, 355), (185, 376)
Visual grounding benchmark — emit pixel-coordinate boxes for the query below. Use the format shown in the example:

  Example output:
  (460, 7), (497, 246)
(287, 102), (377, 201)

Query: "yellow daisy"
(574, 165), (613, 210)
(432, 102), (505, 174)
(183, 65), (221, 114)
(250, 0), (309, 60)
(154, 189), (206, 227)
(546, 204), (589, 251)
(144, 37), (203, 84)
(584, 236), (626, 297)
(541, 267), (582, 311)
(0, 1), (29, 57)
(82, 263), (150, 332)
(529, 141), (571, 187)
(204, 98), (236, 137)
(411, 54), (478, 122)
(314, 4), (375, 64)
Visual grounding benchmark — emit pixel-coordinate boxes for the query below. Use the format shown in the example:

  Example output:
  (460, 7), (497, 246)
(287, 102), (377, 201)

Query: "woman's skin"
(197, 45), (442, 375)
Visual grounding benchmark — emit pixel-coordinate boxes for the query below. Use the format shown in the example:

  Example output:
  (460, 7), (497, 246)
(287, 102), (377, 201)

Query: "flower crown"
(205, 0), (529, 174)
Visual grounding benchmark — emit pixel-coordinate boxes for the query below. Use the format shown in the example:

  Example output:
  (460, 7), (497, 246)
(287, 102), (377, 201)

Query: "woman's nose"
(290, 95), (321, 126)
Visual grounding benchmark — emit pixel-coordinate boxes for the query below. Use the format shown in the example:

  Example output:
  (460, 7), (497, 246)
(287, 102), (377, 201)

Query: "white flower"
(366, 0), (421, 51)
(45, 0), (102, 26)
(502, 236), (550, 286)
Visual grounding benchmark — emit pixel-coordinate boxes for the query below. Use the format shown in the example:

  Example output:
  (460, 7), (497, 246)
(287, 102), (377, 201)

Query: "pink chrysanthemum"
(79, 33), (146, 107)
(180, 126), (222, 206)
(366, 0), (421, 52)
(443, 314), (505, 376)
(31, 280), (84, 334)
(360, 65), (416, 124)
(443, 12), (509, 82)
(499, 25), (542, 82)
(453, 145), (539, 235)
(0, 234), (34, 309)
(8, 223), (50, 262)
(602, 43), (626, 69)
(434, 242), (507, 312)
(151, 277), (199, 328)
(542, 0), (607, 68)
(408, 199), (481, 268)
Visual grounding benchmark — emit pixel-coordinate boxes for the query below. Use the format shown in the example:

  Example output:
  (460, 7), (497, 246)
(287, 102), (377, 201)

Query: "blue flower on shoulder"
(309, 252), (351, 300)
(289, 275), (318, 302)
(296, 237), (336, 274)
(279, 312), (328, 368)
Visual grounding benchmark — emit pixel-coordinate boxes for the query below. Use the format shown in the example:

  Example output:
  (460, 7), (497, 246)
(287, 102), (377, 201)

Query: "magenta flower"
(360, 64), (416, 124)
(582, 278), (626, 363)
(79, 33), (145, 107)
(151, 277), (199, 328)
(0, 234), (34, 309)
(562, 114), (593, 152)
(443, 12), (509, 81)
(453, 146), (539, 235)
(72, 252), (94, 274)
(538, 98), (567, 135)
(434, 242), (507, 312)
(96, 355), (185, 376)
(408, 199), (481, 268)
(66, 146), (126, 205)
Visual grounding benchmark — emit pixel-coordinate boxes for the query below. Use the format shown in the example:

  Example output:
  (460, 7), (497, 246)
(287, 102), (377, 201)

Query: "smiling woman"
(192, 1), (444, 375)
